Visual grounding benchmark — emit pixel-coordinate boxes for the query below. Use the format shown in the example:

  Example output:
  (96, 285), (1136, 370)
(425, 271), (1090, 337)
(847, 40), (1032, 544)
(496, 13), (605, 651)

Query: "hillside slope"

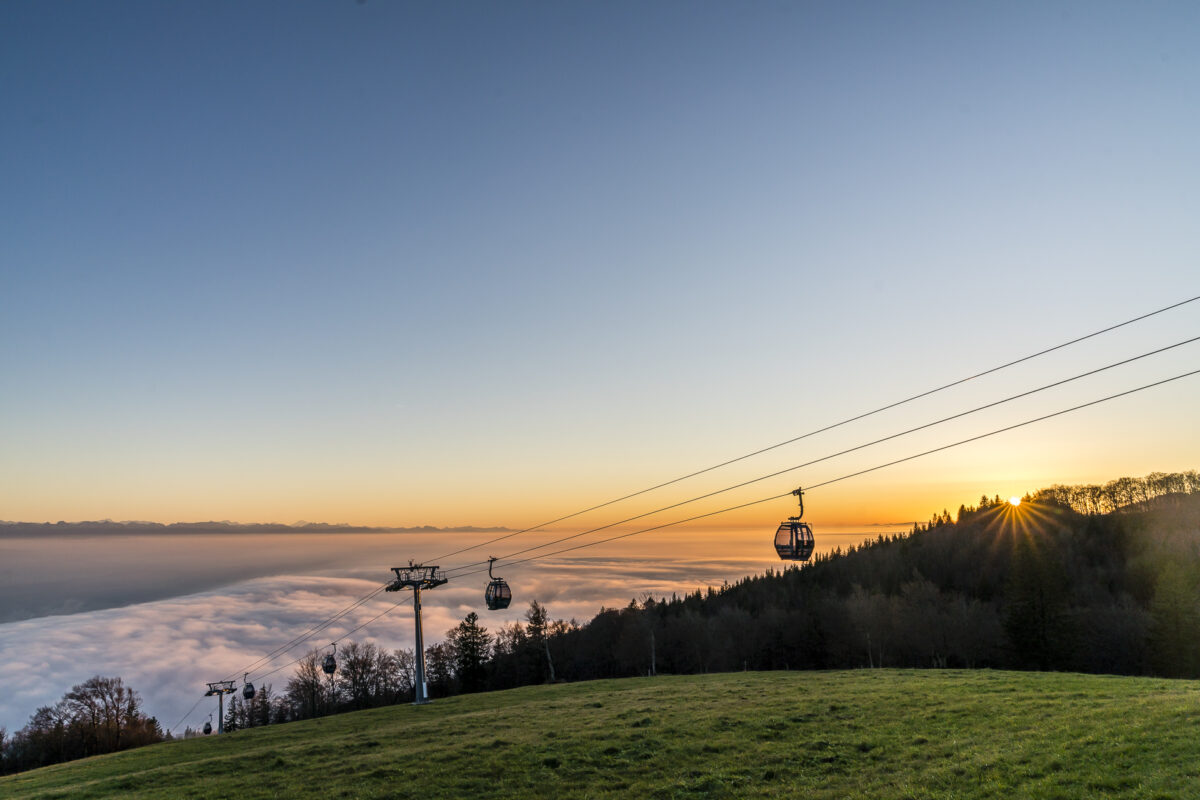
(4, 670), (1200, 799)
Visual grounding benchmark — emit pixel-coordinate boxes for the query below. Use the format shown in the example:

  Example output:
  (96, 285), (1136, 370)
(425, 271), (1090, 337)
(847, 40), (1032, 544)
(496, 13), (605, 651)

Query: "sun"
(1008, 496), (1022, 507)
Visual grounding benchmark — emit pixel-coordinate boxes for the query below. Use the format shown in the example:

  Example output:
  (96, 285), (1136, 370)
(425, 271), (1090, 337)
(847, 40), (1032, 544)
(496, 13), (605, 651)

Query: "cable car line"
(167, 696), (207, 736)
(221, 585), (388, 681)
(240, 597), (413, 692)
(208, 299), (1199, 689)
(188, 597), (414, 732)
(174, 362), (1197, 733)
(440, 337), (1200, 579)
(243, 594), (417, 681)
(173, 594), (418, 734)
(446, 366), (1200, 581)
(220, 583), (391, 683)
(184, 299), (1198, 723)
(426, 295), (1199, 565)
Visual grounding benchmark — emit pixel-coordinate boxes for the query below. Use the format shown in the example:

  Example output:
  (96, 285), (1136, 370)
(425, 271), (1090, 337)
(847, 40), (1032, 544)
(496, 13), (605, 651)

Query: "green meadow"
(4, 670), (1200, 799)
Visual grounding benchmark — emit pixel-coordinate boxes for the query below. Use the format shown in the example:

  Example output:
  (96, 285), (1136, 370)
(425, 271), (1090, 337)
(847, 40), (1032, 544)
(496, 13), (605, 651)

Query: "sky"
(2, 2), (1198, 527)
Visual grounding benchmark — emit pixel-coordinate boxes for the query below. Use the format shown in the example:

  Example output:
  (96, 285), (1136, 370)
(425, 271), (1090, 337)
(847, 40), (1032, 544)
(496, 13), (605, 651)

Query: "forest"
(3, 470), (1198, 775)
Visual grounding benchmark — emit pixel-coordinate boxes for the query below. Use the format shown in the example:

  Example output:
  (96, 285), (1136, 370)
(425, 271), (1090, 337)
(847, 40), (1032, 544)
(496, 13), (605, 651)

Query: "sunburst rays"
(975, 498), (1063, 558)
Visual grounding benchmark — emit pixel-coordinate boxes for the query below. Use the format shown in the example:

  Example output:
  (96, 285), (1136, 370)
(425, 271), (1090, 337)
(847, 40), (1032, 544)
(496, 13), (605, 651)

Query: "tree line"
(1029, 470), (1200, 515)
(0, 676), (163, 774)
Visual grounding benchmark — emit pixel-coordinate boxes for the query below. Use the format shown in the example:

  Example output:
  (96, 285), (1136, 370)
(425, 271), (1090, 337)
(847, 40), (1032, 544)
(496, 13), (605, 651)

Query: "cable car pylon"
(386, 562), (448, 705)
(203, 681), (235, 733)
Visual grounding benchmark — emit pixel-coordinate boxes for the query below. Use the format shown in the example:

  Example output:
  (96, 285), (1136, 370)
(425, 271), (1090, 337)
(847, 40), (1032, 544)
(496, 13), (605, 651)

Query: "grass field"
(4, 669), (1200, 799)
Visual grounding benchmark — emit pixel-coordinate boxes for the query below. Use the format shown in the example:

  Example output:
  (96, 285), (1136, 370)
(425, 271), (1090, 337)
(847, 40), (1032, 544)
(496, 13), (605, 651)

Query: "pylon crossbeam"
(385, 563), (447, 591)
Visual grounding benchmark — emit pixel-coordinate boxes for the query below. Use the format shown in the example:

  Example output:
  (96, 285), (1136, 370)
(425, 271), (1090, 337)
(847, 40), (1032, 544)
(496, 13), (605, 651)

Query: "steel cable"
(447, 367), (1200, 580)
(427, 295), (1199, 564)
(442, 336), (1200, 578)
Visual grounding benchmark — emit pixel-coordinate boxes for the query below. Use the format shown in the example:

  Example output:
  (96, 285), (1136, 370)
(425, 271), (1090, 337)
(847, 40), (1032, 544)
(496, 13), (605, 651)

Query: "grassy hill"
(4, 669), (1200, 799)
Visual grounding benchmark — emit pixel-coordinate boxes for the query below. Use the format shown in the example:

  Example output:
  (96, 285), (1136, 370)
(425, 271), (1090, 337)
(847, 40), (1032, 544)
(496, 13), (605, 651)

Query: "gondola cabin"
(322, 644), (338, 675)
(774, 518), (814, 561)
(774, 486), (815, 561)
(485, 578), (511, 610)
(484, 557), (512, 610)
(243, 673), (256, 700)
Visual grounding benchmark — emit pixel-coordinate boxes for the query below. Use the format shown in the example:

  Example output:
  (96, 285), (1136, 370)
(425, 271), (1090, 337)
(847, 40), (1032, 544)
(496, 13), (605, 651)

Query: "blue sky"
(2, 1), (1198, 526)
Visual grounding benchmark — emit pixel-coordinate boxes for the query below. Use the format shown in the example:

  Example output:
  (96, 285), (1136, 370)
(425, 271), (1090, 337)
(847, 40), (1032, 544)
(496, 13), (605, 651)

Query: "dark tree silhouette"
(1, 676), (162, 775)
(448, 612), (491, 693)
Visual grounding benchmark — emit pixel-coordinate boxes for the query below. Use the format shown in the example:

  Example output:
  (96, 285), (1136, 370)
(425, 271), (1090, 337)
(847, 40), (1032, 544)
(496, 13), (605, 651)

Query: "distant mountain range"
(0, 520), (512, 536)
